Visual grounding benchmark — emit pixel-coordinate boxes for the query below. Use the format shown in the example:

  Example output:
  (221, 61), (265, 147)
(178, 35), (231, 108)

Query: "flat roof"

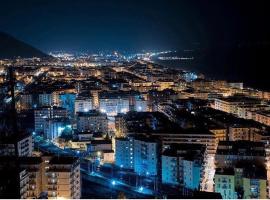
(49, 156), (79, 165)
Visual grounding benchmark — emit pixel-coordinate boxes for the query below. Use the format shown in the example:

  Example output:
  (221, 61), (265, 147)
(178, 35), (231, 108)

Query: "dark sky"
(0, 0), (269, 52)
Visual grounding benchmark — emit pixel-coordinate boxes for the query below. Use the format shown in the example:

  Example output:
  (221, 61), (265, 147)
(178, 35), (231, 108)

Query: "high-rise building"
(161, 143), (206, 190)
(0, 155), (81, 199)
(115, 137), (133, 169)
(47, 157), (81, 199)
(133, 135), (160, 176)
(44, 117), (71, 141)
(115, 134), (160, 176)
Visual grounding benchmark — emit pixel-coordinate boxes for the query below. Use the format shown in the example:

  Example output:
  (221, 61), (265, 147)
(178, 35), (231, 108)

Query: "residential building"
(161, 143), (206, 190)
(59, 93), (76, 116)
(99, 91), (130, 116)
(214, 168), (236, 199)
(44, 117), (71, 141)
(115, 137), (134, 169)
(215, 141), (266, 168)
(34, 106), (68, 133)
(254, 110), (270, 126)
(133, 134), (160, 176)
(214, 95), (261, 116)
(38, 91), (59, 107)
(47, 157), (81, 199)
(76, 110), (108, 133)
(75, 95), (93, 113)
(115, 134), (160, 176)
(0, 133), (33, 157)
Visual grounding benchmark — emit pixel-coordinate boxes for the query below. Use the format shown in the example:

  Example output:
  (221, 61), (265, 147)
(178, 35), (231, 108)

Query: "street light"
(111, 180), (116, 186)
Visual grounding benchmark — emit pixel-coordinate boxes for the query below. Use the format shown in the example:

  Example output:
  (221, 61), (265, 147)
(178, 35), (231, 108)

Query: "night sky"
(1, 0), (269, 52)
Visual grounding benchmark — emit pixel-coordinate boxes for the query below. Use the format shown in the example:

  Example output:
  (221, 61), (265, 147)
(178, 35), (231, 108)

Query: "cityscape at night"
(0, 0), (270, 199)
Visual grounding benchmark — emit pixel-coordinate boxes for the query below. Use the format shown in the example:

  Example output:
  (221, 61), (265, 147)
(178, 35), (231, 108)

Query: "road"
(34, 135), (156, 198)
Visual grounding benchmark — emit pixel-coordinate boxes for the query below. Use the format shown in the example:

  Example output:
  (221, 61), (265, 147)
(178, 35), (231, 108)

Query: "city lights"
(0, 1), (269, 199)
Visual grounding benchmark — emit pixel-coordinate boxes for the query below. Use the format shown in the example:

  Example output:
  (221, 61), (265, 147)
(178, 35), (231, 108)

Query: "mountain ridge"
(0, 32), (49, 59)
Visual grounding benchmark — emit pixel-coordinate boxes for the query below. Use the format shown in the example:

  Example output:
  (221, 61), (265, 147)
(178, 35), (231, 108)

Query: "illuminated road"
(34, 135), (155, 198)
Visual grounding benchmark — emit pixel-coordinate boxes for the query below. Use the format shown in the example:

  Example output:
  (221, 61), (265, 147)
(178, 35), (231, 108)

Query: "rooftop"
(162, 143), (205, 160)
(77, 110), (106, 117)
(49, 156), (79, 165)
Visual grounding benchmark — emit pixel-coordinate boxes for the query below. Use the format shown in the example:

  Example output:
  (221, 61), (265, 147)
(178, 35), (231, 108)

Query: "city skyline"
(1, 0), (270, 199)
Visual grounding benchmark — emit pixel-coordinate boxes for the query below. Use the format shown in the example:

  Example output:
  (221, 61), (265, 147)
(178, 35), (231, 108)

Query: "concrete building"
(34, 106), (68, 134)
(214, 168), (236, 199)
(19, 93), (33, 110)
(215, 164), (267, 199)
(115, 134), (160, 176)
(0, 133), (33, 157)
(75, 96), (93, 113)
(47, 157), (81, 199)
(0, 155), (81, 199)
(20, 157), (43, 198)
(86, 139), (112, 152)
(99, 92), (129, 116)
(59, 93), (76, 116)
(215, 141), (266, 168)
(115, 137), (134, 169)
(44, 117), (71, 141)
(254, 110), (270, 126)
(214, 95), (261, 116)
(161, 144), (205, 190)
(77, 110), (108, 133)
(154, 129), (216, 154)
(228, 125), (261, 141)
(38, 91), (59, 107)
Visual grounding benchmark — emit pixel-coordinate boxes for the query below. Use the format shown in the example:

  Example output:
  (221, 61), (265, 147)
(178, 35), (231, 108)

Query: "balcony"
(48, 185), (57, 191)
